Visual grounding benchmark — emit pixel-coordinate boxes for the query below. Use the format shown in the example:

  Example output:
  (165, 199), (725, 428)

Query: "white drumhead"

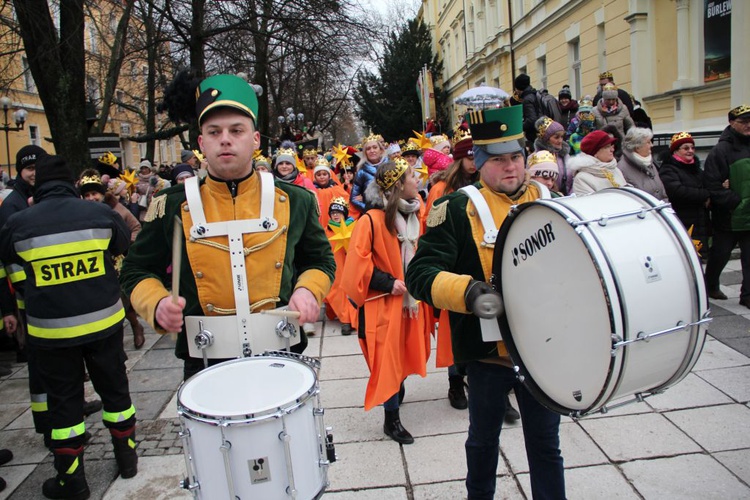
(178, 356), (316, 419)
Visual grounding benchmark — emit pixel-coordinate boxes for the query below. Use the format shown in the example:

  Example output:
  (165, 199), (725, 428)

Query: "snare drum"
(493, 188), (709, 417)
(177, 354), (330, 499)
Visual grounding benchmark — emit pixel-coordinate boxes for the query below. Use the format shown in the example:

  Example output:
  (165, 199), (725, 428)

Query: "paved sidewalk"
(1, 259), (749, 499)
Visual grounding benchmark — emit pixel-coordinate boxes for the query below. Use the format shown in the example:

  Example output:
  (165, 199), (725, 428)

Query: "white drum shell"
(498, 188), (707, 415)
(177, 357), (326, 499)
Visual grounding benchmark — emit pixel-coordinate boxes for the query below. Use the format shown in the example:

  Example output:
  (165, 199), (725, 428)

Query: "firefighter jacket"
(0, 181), (130, 348)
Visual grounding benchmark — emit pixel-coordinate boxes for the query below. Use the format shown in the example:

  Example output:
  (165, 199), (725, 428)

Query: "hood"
(364, 179), (385, 209)
(567, 153), (599, 172)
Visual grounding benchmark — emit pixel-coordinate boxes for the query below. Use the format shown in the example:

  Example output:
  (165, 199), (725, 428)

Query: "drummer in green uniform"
(120, 74), (335, 379)
(405, 105), (565, 499)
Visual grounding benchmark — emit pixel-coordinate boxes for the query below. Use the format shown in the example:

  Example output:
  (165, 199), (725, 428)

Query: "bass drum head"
(178, 356), (317, 421)
(494, 201), (617, 414)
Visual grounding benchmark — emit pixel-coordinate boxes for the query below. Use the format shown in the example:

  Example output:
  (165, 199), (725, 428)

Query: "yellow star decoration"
(296, 156), (307, 174)
(415, 163), (429, 184)
(119, 170), (138, 194)
(328, 220), (356, 253)
(411, 130), (433, 150)
(687, 225), (702, 255)
(332, 144), (351, 165)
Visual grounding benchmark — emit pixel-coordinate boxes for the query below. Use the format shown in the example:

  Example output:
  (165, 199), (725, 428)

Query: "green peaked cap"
(465, 106), (524, 152)
(195, 74), (259, 125)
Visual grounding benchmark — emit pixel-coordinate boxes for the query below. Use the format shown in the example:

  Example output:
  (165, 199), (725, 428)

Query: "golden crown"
(452, 127), (472, 145)
(275, 147), (296, 159)
(330, 196), (349, 209)
(315, 157), (330, 168)
(536, 117), (554, 139)
(361, 133), (384, 145)
(98, 151), (117, 166)
(671, 131), (693, 144)
(579, 111), (595, 122)
(602, 83), (618, 92)
(430, 134), (449, 145)
(402, 140), (421, 153)
(376, 157), (409, 190)
(80, 174), (103, 187)
(729, 104), (750, 119)
(302, 146), (319, 157)
(599, 70), (613, 80)
(527, 150), (556, 169)
(193, 150), (205, 162)
(579, 98), (594, 108)
(254, 154), (270, 165)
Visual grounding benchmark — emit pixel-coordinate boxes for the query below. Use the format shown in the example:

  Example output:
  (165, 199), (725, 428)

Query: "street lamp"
(1, 96), (28, 178)
(277, 107), (304, 135)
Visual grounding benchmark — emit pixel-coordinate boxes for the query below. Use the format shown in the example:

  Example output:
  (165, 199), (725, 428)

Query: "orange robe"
(324, 221), (356, 326)
(423, 180), (453, 368)
(315, 183), (349, 229)
(342, 208), (431, 410)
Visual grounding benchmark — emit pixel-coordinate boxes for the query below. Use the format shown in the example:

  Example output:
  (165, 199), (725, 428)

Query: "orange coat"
(324, 220), (356, 326)
(342, 208), (431, 410)
(315, 183), (349, 229)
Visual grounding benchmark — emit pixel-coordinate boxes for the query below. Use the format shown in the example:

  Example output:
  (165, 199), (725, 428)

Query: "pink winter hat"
(422, 148), (453, 175)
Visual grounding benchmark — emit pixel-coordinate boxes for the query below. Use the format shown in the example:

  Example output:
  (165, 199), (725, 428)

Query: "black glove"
(464, 279), (504, 319)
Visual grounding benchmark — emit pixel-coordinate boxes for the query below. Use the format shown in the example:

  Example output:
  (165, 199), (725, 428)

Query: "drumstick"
(365, 293), (390, 302)
(170, 216), (182, 340)
(260, 309), (302, 319)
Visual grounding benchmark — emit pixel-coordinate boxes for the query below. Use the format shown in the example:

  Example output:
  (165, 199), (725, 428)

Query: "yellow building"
(421, 0), (747, 144)
(0, 1), (177, 177)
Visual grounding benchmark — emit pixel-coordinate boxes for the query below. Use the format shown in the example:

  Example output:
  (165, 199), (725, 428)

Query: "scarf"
(598, 158), (621, 187)
(672, 153), (695, 165)
(625, 150), (655, 178)
(394, 197), (421, 317)
(275, 167), (299, 183)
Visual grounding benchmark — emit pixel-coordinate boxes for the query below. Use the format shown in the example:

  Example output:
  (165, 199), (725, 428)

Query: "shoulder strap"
(459, 185), (498, 245)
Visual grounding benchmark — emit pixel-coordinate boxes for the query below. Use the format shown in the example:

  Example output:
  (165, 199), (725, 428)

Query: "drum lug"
(313, 408), (325, 417)
(325, 430), (337, 464)
(242, 342), (253, 357)
(180, 478), (200, 491)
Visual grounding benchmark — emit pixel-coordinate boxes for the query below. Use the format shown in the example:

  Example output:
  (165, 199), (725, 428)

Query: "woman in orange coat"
(342, 159), (431, 445)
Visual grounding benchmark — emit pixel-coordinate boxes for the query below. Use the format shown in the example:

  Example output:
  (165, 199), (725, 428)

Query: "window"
(538, 56), (547, 90)
(518, 65), (527, 78)
(569, 39), (581, 99)
(116, 90), (124, 113)
(142, 66), (148, 86)
(21, 57), (36, 92)
(86, 76), (100, 103)
(130, 61), (137, 78)
(88, 22), (98, 54)
(29, 125), (40, 146)
(597, 24), (606, 73)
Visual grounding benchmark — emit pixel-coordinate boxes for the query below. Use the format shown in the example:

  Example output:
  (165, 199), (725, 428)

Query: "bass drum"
(493, 188), (709, 417)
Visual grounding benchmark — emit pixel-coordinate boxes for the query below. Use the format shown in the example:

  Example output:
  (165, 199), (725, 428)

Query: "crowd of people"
(0, 65), (748, 500)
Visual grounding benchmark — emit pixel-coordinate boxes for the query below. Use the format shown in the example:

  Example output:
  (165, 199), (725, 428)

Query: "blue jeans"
(465, 361), (565, 499)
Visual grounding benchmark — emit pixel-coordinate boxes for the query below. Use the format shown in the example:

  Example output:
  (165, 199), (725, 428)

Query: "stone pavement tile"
(130, 390), (175, 421)
(664, 404), (750, 452)
(9, 458), (118, 500)
(122, 328), (160, 354)
(401, 400), (469, 437)
(0, 464), (36, 500)
(714, 449), (750, 485)
(647, 372), (733, 411)
(158, 390), (180, 420)
(132, 348), (184, 371)
(318, 354), (370, 381)
(693, 338), (750, 371)
(500, 422), (608, 474)
(621, 453), (750, 499)
(0, 429), (49, 465)
(414, 476), (524, 499)
(327, 440), (406, 491)
(718, 335), (750, 358)
(123, 348), (149, 373)
(697, 365), (750, 402)
(517, 464), (638, 499)
(306, 335), (322, 357)
(402, 370), (450, 404)
(0, 378), (31, 404)
(720, 270), (743, 286)
(127, 367), (183, 393)
(575, 397), (654, 420)
(0, 403), (27, 428)
(319, 376), (368, 409)
(578, 413), (701, 461)
(103, 454), (191, 499)
(324, 406), (390, 444)
(710, 299), (750, 318)
(321, 334), (365, 357)
(325, 486), (407, 499)
(404, 432), (489, 484)
(8, 364), (28, 380)
(706, 314), (750, 340)
(4, 407), (33, 430)
(708, 303), (736, 317)
(151, 334), (177, 350)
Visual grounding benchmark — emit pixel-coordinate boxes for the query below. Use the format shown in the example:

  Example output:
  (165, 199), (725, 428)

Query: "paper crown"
(302, 146), (319, 157)
(376, 157), (409, 190)
(195, 74), (259, 125)
(579, 111), (595, 122)
(79, 173), (106, 194)
(361, 132), (384, 146)
(98, 151), (117, 166)
(729, 104), (750, 120)
(192, 150), (205, 163)
(536, 117), (555, 139)
(430, 134), (449, 145)
(465, 106), (524, 147)
(527, 150), (556, 169)
(80, 174), (103, 187)
(401, 140), (422, 155)
(329, 196), (349, 213)
(315, 157), (330, 168)
(254, 154), (271, 167)
(452, 126), (472, 146)
(601, 84), (619, 99)
(599, 70), (613, 80)
(670, 131), (694, 153)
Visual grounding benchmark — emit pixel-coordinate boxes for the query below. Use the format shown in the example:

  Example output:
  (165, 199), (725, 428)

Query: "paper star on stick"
(687, 225), (703, 255)
(119, 170), (138, 194)
(328, 220), (356, 253)
(332, 144), (351, 165)
(415, 163), (429, 184)
(296, 156), (307, 174)
(411, 130), (433, 150)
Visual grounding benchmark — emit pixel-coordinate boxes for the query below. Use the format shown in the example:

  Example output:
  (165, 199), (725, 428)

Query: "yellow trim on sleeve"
(294, 268), (332, 305)
(431, 272), (473, 314)
(130, 277), (170, 334)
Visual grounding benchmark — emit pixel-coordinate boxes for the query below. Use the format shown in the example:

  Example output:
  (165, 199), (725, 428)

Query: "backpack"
(539, 92), (562, 123)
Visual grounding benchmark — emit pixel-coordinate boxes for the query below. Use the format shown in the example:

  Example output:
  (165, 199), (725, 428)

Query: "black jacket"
(0, 181), (130, 347)
(519, 85), (543, 144)
(704, 126), (750, 231)
(660, 154), (710, 248)
(0, 176), (33, 228)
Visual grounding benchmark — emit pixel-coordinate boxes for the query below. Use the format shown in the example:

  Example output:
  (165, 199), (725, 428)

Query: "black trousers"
(704, 229), (750, 299)
(36, 326), (134, 448)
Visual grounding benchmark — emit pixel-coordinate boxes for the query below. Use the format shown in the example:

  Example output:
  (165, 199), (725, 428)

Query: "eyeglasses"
(679, 145), (696, 151)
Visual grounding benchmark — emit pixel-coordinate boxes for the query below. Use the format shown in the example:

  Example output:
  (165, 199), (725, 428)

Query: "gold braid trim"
(144, 195), (167, 222)
(426, 201), (449, 228)
(211, 297), (282, 315)
(192, 226), (287, 255)
(603, 170), (620, 188)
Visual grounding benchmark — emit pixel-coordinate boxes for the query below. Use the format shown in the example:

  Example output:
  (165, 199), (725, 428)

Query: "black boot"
(82, 400), (102, 418)
(398, 382), (406, 405)
(42, 447), (90, 500)
(110, 426), (138, 479)
(448, 376), (468, 410)
(383, 409), (414, 445)
(504, 393), (520, 424)
(341, 323), (353, 336)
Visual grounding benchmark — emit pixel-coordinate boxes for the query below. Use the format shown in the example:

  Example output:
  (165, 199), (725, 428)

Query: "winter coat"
(592, 99), (634, 139)
(519, 85), (543, 144)
(534, 138), (574, 196)
(704, 126), (750, 231)
(559, 100), (579, 132)
(593, 87), (635, 115)
(569, 153), (629, 195)
(617, 150), (668, 201)
(350, 161), (381, 212)
(660, 154), (710, 250)
(0, 176), (33, 228)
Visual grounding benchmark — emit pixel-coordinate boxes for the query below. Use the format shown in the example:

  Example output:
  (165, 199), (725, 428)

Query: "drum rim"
(176, 356), (319, 424)
(494, 195), (624, 416)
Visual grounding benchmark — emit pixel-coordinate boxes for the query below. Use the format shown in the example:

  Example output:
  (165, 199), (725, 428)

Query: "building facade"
(421, 0), (747, 144)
